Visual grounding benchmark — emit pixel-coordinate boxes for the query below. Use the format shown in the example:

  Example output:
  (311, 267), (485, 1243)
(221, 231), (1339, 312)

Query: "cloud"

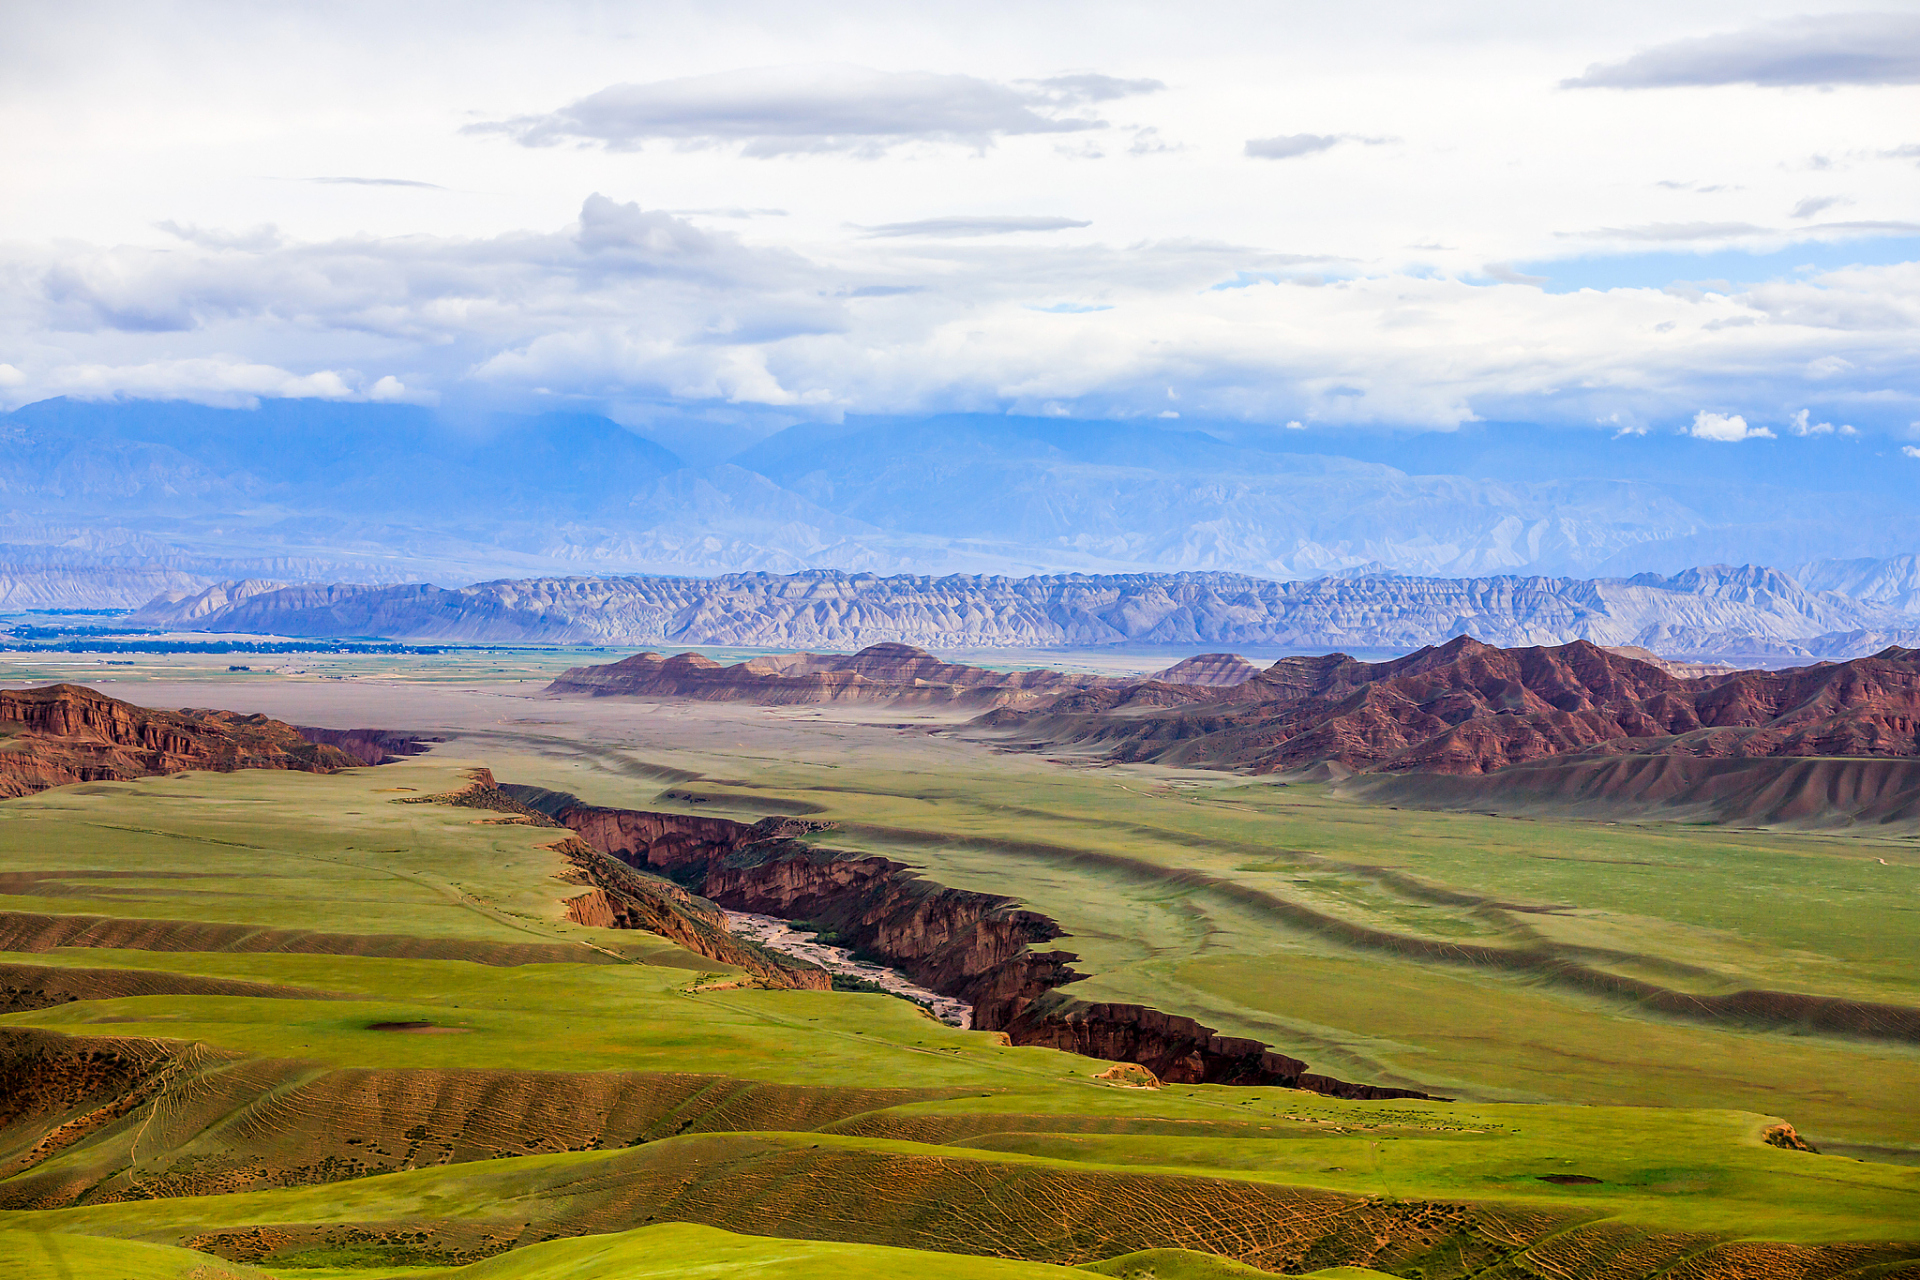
(306, 176), (446, 189)
(467, 65), (1162, 157)
(861, 216), (1091, 238)
(1245, 133), (1340, 160)
(1563, 222), (1771, 242)
(1790, 196), (1846, 219)
(1482, 263), (1548, 286)
(1904, 446), (1920, 458)
(12, 358), (390, 410)
(155, 221), (283, 251)
(1805, 219), (1920, 234)
(1242, 132), (1394, 161)
(1563, 13), (1920, 88)
(1021, 73), (1166, 104)
(1787, 408), (1857, 436)
(7, 194), (1919, 433)
(1689, 410), (1774, 442)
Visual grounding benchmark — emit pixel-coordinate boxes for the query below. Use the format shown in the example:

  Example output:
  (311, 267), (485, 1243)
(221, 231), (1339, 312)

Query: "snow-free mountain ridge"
(127, 564), (1920, 663)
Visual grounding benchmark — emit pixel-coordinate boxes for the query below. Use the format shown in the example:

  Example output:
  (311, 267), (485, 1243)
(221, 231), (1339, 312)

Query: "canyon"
(504, 784), (1433, 1100)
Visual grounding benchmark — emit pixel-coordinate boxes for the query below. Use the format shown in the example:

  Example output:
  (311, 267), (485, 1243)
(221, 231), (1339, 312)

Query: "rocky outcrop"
(549, 837), (828, 991)
(129, 563), (1905, 662)
(294, 727), (440, 766)
(546, 643), (1120, 707)
(397, 778), (825, 990)
(1150, 654), (1262, 686)
(0, 684), (356, 799)
(506, 787), (1431, 1100)
(1001, 638), (1920, 778)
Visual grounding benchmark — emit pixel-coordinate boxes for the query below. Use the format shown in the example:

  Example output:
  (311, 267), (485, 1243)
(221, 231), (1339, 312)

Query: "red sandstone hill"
(1007, 638), (1920, 778)
(0, 684), (357, 799)
(547, 642), (1137, 708)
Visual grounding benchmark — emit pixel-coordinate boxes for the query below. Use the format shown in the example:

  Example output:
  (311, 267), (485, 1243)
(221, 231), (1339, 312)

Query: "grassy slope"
(0, 762), (1911, 1266)
(454, 706), (1920, 1154)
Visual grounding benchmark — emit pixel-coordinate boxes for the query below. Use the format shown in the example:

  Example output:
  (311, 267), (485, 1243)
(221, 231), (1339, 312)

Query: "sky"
(3, 0), (1918, 457)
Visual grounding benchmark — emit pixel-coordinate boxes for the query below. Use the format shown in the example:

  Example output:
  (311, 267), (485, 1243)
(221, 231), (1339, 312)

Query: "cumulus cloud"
(1788, 408), (1857, 436)
(1689, 410), (1774, 442)
(5, 195), (1919, 432)
(1563, 13), (1920, 89)
(155, 221), (284, 251)
(1905, 446), (1920, 458)
(468, 65), (1162, 157)
(860, 216), (1090, 238)
(17, 358), (378, 410)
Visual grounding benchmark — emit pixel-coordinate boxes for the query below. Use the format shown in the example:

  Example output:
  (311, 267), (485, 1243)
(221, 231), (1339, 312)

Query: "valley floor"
(0, 650), (1916, 1277)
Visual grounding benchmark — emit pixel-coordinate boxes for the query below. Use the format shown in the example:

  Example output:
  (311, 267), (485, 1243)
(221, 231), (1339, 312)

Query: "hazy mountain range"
(5, 397), (1919, 614)
(123, 564), (1920, 662)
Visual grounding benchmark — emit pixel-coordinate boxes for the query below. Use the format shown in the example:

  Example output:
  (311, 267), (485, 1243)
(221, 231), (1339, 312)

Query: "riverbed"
(724, 910), (972, 1028)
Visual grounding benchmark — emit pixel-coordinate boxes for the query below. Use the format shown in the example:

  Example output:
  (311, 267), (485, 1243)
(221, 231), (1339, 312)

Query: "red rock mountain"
(543, 636), (1920, 779)
(546, 643), (1122, 708)
(0, 684), (356, 799)
(1016, 638), (1920, 776)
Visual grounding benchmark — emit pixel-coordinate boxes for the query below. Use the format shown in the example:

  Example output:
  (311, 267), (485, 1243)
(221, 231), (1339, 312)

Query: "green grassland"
(2, 655), (1918, 1275)
(429, 698), (1920, 1160)
(0, 758), (1915, 1280)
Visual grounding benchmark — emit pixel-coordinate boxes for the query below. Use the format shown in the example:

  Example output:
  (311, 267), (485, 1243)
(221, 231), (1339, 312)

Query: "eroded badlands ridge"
(0, 684), (357, 799)
(546, 637), (1920, 779)
(503, 786), (1431, 1100)
(544, 638), (1920, 823)
(133, 564), (1920, 662)
(1007, 637), (1920, 777)
(548, 642), (1160, 707)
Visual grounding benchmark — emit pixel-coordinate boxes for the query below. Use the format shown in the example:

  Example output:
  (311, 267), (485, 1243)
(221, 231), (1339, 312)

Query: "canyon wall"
(0, 684), (357, 799)
(506, 787), (1432, 1100)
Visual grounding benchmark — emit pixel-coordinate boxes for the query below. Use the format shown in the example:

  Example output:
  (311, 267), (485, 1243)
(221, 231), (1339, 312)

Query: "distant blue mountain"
(2, 397), (1915, 603)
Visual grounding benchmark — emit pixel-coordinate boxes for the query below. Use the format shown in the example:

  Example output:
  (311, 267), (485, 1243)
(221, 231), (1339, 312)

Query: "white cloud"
(4, 194), (1919, 432)
(1689, 410), (1774, 442)
(1245, 134), (1339, 160)
(1482, 263), (1548, 286)
(306, 177), (446, 190)
(1790, 196), (1846, 219)
(1563, 13), (1920, 89)
(467, 65), (1162, 158)
(1563, 222), (1771, 242)
(12, 358), (365, 410)
(861, 216), (1090, 238)
(1904, 446), (1920, 459)
(1787, 408), (1856, 436)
